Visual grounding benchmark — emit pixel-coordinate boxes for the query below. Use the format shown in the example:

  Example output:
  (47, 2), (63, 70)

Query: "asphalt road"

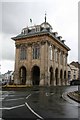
(0, 86), (80, 120)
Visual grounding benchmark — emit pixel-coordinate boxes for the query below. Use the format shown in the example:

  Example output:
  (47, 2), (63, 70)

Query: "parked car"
(70, 79), (80, 85)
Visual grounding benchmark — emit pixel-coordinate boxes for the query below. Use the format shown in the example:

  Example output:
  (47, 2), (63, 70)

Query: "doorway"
(50, 67), (53, 85)
(19, 66), (26, 85)
(32, 66), (40, 85)
(55, 68), (58, 85)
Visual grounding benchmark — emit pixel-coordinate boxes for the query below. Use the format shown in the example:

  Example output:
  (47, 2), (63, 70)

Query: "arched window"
(20, 47), (26, 60)
(33, 45), (40, 59)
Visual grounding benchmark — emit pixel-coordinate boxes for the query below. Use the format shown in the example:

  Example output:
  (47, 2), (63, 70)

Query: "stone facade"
(68, 64), (79, 83)
(12, 20), (70, 86)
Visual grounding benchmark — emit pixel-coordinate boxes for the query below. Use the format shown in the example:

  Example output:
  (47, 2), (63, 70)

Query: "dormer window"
(35, 27), (40, 32)
(53, 32), (58, 37)
(21, 29), (25, 34)
(21, 28), (28, 35)
(57, 36), (62, 40)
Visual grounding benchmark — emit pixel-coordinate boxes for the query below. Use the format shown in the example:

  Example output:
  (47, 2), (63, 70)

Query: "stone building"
(67, 64), (79, 83)
(67, 61), (80, 83)
(12, 17), (70, 86)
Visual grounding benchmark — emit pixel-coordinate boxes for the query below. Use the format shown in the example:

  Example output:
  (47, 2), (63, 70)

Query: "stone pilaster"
(14, 45), (20, 84)
(40, 41), (45, 86)
(53, 46), (56, 86)
(44, 41), (48, 85)
(65, 53), (68, 85)
(58, 49), (61, 85)
(61, 51), (64, 85)
(62, 69), (64, 85)
(14, 70), (20, 84)
(26, 45), (32, 85)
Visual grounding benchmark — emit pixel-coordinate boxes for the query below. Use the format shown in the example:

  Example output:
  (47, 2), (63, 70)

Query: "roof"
(70, 61), (80, 68)
(11, 21), (70, 51)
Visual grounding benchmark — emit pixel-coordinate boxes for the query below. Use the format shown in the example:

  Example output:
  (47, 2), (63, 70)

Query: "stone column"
(26, 70), (32, 85)
(14, 44), (20, 84)
(14, 70), (20, 84)
(65, 53), (68, 85)
(62, 52), (65, 85)
(58, 49), (61, 85)
(62, 69), (64, 85)
(26, 44), (32, 85)
(60, 50), (64, 86)
(53, 46), (56, 86)
(40, 41), (45, 86)
(44, 41), (48, 85)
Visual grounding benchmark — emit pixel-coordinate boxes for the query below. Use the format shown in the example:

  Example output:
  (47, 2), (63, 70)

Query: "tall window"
(54, 48), (58, 62)
(20, 47), (26, 60)
(49, 45), (53, 60)
(64, 54), (67, 66)
(60, 51), (63, 65)
(33, 45), (40, 59)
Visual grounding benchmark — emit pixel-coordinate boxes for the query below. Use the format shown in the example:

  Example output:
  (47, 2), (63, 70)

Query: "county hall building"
(12, 16), (70, 86)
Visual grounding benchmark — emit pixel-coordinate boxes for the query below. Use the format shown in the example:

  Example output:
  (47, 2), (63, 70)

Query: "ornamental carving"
(16, 44), (21, 48)
(16, 44), (27, 48)
(40, 41), (46, 45)
(27, 43), (33, 47)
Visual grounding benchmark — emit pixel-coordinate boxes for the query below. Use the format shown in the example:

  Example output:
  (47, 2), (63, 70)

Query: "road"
(0, 86), (80, 120)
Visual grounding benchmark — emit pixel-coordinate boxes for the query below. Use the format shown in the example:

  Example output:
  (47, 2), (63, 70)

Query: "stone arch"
(31, 65), (40, 85)
(49, 66), (53, 85)
(19, 66), (27, 85)
(55, 68), (58, 85)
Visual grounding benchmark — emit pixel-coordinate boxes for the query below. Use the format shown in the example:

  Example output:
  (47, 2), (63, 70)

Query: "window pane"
(20, 47), (26, 60)
(33, 46), (40, 59)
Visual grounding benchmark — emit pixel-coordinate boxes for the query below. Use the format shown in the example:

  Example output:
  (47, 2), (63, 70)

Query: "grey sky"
(78, 2), (80, 63)
(1, 0), (79, 74)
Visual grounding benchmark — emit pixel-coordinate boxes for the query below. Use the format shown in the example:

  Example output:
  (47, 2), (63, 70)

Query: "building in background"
(67, 64), (79, 83)
(67, 61), (80, 84)
(1, 70), (14, 85)
(12, 16), (70, 86)
(70, 61), (80, 80)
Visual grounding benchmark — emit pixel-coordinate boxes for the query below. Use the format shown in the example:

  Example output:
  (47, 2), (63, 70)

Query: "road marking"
(25, 102), (43, 120)
(45, 92), (54, 96)
(0, 104), (25, 110)
(62, 92), (79, 106)
(26, 94), (31, 99)
(26, 93), (44, 119)
(0, 97), (4, 101)
(9, 104), (25, 110)
(5, 97), (24, 101)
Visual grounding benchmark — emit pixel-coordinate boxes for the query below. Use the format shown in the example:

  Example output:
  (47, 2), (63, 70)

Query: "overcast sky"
(0, 0), (79, 74)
